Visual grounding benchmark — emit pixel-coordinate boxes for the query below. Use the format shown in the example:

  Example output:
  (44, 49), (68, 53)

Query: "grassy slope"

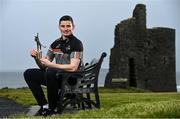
(0, 87), (180, 118)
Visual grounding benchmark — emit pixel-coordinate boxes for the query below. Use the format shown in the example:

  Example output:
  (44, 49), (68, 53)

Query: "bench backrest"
(81, 52), (107, 89)
(61, 52), (107, 94)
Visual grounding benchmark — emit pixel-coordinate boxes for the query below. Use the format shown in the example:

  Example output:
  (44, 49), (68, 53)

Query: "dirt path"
(0, 97), (29, 118)
(0, 97), (80, 118)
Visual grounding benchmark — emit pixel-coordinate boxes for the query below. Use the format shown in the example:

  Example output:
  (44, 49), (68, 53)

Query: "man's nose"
(64, 27), (68, 30)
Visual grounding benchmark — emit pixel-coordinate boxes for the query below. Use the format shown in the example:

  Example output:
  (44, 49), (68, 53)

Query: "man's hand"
(30, 48), (47, 70)
(30, 49), (38, 58)
(40, 56), (51, 67)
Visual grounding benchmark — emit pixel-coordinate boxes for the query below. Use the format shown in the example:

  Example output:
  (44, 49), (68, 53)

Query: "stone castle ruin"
(105, 4), (177, 92)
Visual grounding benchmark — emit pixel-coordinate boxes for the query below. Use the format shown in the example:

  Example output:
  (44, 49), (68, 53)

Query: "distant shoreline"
(0, 70), (180, 92)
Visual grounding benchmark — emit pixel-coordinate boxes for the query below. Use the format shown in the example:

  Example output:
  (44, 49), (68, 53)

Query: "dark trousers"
(23, 68), (62, 110)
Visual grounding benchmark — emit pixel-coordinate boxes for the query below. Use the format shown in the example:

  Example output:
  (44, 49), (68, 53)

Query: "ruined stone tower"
(105, 4), (176, 92)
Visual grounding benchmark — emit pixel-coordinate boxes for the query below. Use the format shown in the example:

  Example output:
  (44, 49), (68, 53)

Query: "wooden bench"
(56, 52), (107, 113)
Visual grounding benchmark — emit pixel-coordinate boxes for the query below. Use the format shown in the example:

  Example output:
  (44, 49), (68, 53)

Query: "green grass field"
(0, 87), (180, 118)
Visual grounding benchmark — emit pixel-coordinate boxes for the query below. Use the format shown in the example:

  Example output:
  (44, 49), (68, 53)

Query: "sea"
(0, 69), (180, 91)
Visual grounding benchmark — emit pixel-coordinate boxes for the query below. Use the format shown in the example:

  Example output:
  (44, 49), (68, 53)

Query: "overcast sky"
(0, 0), (180, 72)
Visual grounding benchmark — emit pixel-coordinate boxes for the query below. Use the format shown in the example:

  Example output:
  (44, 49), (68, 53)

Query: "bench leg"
(57, 91), (65, 114)
(95, 90), (100, 108)
(86, 93), (92, 108)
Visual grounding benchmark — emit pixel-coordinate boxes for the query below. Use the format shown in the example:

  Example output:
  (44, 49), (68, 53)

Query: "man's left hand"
(40, 56), (51, 67)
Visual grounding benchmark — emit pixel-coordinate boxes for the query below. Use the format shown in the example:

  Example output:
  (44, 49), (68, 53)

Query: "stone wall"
(104, 4), (176, 92)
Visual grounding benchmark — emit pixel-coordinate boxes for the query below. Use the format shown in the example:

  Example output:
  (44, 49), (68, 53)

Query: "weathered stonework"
(104, 4), (177, 92)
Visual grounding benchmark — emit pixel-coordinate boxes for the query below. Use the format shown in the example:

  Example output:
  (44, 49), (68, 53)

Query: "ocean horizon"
(0, 69), (180, 91)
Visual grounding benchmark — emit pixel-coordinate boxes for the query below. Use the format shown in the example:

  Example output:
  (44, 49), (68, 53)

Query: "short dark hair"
(59, 15), (74, 25)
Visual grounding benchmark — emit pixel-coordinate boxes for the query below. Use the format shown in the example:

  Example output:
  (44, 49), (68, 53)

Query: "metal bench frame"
(56, 52), (106, 113)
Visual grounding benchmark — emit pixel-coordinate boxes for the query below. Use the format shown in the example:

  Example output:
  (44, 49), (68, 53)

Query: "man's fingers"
(30, 49), (38, 57)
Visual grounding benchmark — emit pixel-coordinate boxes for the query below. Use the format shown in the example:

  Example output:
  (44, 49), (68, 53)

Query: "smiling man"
(24, 15), (83, 116)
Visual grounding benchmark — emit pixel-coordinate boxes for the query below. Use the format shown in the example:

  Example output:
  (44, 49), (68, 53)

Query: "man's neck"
(62, 36), (67, 40)
(61, 34), (73, 40)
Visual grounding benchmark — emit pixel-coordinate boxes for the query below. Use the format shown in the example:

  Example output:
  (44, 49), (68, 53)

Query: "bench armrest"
(56, 69), (85, 79)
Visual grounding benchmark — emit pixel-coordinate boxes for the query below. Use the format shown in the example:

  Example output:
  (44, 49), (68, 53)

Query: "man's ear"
(72, 24), (75, 30)
(58, 25), (60, 30)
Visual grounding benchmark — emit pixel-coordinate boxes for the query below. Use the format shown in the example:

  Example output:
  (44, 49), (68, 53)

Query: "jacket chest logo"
(53, 44), (71, 53)
(65, 45), (71, 50)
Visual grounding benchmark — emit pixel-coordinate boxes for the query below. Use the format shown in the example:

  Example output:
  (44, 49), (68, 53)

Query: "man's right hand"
(30, 49), (46, 70)
(30, 49), (38, 58)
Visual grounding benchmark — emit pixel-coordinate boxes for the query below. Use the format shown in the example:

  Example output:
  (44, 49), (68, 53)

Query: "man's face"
(59, 20), (74, 37)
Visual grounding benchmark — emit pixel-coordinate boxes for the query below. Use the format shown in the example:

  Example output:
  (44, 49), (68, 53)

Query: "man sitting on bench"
(24, 15), (83, 116)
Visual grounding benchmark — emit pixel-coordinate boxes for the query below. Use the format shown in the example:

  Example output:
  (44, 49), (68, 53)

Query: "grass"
(0, 87), (180, 118)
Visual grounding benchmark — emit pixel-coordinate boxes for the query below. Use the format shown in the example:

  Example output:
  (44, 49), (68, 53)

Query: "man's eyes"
(61, 25), (71, 28)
